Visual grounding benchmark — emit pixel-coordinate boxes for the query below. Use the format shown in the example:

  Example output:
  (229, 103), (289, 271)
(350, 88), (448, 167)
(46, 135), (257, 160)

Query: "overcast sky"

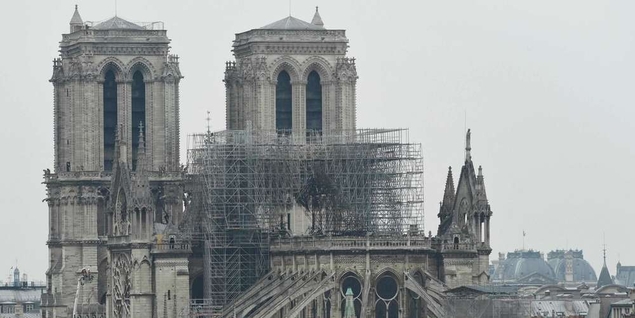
(0, 0), (633, 282)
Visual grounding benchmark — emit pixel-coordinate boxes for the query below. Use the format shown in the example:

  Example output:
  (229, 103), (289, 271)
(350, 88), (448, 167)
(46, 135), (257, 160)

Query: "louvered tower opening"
(275, 71), (292, 132)
(306, 70), (322, 133)
(103, 70), (117, 171)
(131, 71), (145, 170)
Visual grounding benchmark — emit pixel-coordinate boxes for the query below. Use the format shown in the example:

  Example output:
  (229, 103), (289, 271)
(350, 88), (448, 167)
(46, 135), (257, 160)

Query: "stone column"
(321, 80), (334, 133)
(331, 287), (342, 318)
(163, 76), (176, 170)
(484, 216), (490, 245)
(97, 80), (105, 171)
(144, 79), (154, 171)
(400, 287), (407, 318)
(291, 80), (307, 142)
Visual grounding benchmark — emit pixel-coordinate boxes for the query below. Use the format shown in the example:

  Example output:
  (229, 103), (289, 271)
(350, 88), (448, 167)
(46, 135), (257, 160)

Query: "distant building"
(616, 262), (635, 287)
(0, 267), (45, 318)
(547, 250), (597, 285)
(598, 257), (615, 289)
(445, 283), (635, 318)
(492, 250), (558, 285)
(491, 249), (598, 286)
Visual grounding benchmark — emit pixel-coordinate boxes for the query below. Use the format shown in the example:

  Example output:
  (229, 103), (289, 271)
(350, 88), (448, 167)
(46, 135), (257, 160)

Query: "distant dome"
(493, 251), (556, 283)
(547, 250), (597, 283)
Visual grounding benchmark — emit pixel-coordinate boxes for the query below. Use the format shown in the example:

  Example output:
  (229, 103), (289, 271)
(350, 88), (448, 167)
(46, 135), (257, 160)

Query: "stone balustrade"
(270, 235), (436, 253)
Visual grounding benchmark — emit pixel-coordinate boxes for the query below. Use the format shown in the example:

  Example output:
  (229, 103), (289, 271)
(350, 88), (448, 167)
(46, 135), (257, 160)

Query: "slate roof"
(597, 264), (614, 288)
(0, 314), (40, 318)
(260, 16), (325, 30)
(445, 285), (521, 296)
(0, 288), (42, 303)
(70, 5), (83, 25)
(616, 265), (635, 287)
(530, 300), (590, 317)
(311, 7), (324, 27)
(93, 16), (144, 30)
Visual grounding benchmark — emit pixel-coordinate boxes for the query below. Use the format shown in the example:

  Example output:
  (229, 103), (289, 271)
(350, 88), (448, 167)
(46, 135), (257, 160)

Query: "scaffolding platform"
(184, 128), (424, 308)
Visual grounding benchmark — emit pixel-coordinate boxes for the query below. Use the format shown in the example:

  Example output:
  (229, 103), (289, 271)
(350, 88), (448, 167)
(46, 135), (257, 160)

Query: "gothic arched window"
(306, 71), (322, 132)
(276, 71), (292, 132)
(131, 71), (146, 170)
(375, 275), (399, 318)
(103, 70), (117, 171)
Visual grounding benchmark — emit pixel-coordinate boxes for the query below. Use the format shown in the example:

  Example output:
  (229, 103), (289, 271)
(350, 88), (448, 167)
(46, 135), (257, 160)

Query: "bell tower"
(43, 7), (186, 318)
(225, 7), (358, 136)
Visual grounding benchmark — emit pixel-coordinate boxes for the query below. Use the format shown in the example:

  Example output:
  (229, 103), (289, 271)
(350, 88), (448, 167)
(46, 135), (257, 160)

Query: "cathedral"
(42, 6), (495, 318)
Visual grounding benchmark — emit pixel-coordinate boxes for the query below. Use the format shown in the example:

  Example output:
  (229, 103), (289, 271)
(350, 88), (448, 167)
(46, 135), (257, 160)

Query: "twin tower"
(42, 6), (358, 318)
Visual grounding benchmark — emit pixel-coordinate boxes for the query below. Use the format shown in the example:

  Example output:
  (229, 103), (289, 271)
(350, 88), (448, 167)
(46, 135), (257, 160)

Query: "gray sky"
(0, 0), (633, 281)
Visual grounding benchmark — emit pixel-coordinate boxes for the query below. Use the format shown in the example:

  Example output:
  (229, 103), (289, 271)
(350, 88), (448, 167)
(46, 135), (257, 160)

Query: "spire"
(136, 121), (148, 172)
(602, 243), (606, 267)
(437, 166), (455, 236)
(597, 265), (613, 288)
(69, 5), (83, 33)
(442, 166), (455, 207)
(597, 242), (614, 288)
(465, 128), (472, 162)
(343, 288), (355, 318)
(476, 165), (488, 201)
(311, 6), (324, 27)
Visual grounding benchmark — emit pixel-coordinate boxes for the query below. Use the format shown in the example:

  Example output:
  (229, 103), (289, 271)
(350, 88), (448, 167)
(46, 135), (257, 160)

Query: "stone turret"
(439, 129), (493, 288)
(69, 5), (83, 33)
(226, 8), (356, 135)
(311, 6), (324, 27)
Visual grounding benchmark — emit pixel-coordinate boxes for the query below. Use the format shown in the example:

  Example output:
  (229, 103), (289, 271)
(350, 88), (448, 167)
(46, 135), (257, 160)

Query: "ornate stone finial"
(465, 128), (472, 161)
(478, 165), (482, 176)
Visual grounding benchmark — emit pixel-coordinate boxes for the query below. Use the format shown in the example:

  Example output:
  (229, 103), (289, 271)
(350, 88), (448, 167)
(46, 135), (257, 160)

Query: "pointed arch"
(126, 57), (156, 81)
(374, 270), (400, 318)
(97, 57), (125, 81)
(301, 57), (333, 82)
(270, 56), (302, 82)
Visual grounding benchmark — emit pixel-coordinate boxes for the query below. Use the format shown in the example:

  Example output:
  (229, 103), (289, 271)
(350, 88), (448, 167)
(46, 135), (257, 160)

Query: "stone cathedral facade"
(42, 7), (495, 318)
(42, 7), (190, 318)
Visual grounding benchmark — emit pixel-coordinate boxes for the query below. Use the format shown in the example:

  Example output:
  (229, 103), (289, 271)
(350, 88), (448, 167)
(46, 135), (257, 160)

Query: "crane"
(72, 268), (94, 318)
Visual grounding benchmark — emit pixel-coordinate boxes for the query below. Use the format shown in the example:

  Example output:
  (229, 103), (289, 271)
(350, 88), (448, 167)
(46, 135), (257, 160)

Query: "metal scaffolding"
(184, 128), (424, 309)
